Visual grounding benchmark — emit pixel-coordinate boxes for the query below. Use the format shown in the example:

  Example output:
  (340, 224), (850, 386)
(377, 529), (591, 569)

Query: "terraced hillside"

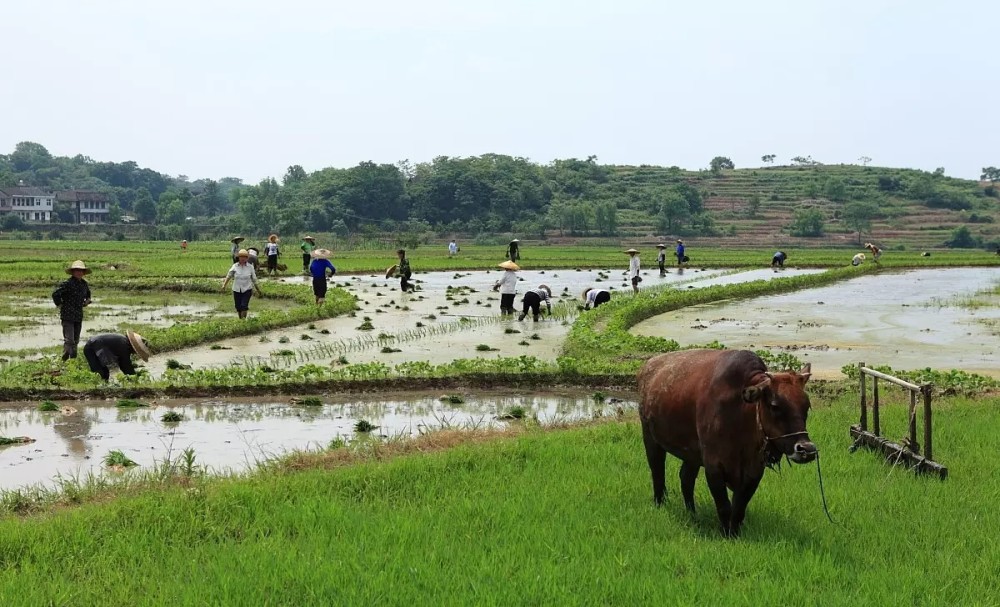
(603, 164), (1000, 250)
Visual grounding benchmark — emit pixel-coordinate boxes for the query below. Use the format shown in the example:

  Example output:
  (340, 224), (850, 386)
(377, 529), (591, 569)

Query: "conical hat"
(581, 287), (593, 301)
(127, 330), (151, 361)
(624, 249), (639, 254)
(268, 234), (279, 243)
(312, 248), (332, 260)
(498, 261), (520, 271)
(656, 243), (667, 248)
(66, 260), (90, 275)
(231, 236), (245, 243)
(385, 264), (398, 279)
(303, 235), (316, 242)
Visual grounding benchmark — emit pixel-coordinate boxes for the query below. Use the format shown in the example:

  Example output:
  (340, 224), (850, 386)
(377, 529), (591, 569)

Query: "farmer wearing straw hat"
(505, 239), (520, 262)
(675, 239), (686, 267)
(771, 250), (787, 269)
(494, 261), (520, 315)
(52, 260), (92, 361)
(222, 249), (263, 319)
(230, 236), (245, 263)
(582, 287), (611, 310)
(625, 249), (641, 294)
(265, 234), (281, 276)
(519, 284), (552, 322)
(656, 244), (668, 276)
(300, 236), (317, 274)
(390, 249), (416, 293)
(852, 252), (866, 266)
(309, 248), (337, 306)
(82, 330), (151, 382)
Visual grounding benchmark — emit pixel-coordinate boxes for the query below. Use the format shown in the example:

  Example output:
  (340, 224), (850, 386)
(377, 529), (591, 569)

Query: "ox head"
(742, 363), (817, 464)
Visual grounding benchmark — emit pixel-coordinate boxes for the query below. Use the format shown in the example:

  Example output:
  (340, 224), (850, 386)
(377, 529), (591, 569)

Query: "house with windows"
(0, 185), (54, 222)
(56, 190), (112, 224)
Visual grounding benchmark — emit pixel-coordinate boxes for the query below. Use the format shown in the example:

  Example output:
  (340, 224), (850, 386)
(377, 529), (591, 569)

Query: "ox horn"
(742, 375), (772, 402)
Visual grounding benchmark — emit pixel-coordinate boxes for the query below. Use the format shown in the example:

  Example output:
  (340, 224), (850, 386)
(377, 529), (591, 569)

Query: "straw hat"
(624, 248), (639, 254)
(538, 284), (551, 297)
(66, 260), (91, 275)
(385, 264), (398, 279)
(268, 234), (279, 243)
(510, 239), (520, 243)
(656, 243), (666, 248)
(312, 248), (332, 260)
(677, 239), (683, 243)
(498, 261), (520, 271)
(237, 249), (250, 258)
(581, 287), (594, 301)
(303, 235), (316, 242)
(231, 236), (245, 243)
(126, 330), (151, 362)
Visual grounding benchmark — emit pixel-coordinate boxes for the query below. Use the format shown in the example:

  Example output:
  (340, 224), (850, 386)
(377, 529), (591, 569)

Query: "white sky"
(2, 0), (996, 182)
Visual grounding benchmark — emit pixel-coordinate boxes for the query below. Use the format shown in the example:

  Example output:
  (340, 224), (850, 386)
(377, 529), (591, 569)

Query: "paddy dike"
(631, 268), (1000, 379)
(0, 390), (634, 491)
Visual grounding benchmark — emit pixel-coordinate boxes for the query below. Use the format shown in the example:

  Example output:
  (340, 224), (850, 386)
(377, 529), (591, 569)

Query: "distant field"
(0, 395), (997, 604)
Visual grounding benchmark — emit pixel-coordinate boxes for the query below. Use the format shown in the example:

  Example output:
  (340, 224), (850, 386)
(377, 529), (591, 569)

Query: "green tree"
(842, 201), (879, 244)
(108, 202), (123, 224)
(658, 194), (690, 232)
(789, 207), (825, 237)
(946, 225), (979, 248)
(981, 167), (1000, 183)
(593, 201), (618, 235)
(709, 156), (735, 174)
(157, 192), (186, 225)
(823, 178), (848, 201)
(747, 193), (762, 217)
(200, 179), (223, 215)
(0, 214), (25, 230)
(761, 154), (776, 165)
(283, 165), (307, 185)
(134, 188), (157, 224)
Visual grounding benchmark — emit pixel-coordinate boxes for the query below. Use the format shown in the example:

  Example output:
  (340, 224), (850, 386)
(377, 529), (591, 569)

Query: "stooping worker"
(771, 251), (787, 269)
(83, 330), (151, 382)
(265, 234), (281, 275)
(222, 249), (263, 319)
(506, 239), (520, 262)
(52, 260), (92, 361)
(309, 248), (337, 306)
(852, 252), (866, 266)
(625, 248), (641, 294)
(230, 236), (245, 263)
(656, 243), (667, 276)
(300, 236), (316, 274)
(247, 247), (261, 271)
(518, 284), (552, 322)
(864, 242), (882, 264)
(493, 260), (520, 316)
(582, 287), (611, 310)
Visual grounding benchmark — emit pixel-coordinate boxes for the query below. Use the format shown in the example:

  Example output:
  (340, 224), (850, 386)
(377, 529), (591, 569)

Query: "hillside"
(604, 164), (1000, 250)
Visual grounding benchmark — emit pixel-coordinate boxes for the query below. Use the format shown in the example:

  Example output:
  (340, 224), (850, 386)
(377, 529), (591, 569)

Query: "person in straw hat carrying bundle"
(300, 236), (317, 274)
(493, 261), (520, 315)
(222, 249), (263, 319)
(230, 236), (245, 263)
(625, 249), (641, 294)
(656, 244), (668, 276)
(82, 331), (151, 382)
(308, 248), (337, 306)
(52, 260), (92, 361)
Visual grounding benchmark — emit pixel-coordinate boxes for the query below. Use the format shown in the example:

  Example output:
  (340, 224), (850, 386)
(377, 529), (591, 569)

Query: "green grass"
(0, 395), (997, 603)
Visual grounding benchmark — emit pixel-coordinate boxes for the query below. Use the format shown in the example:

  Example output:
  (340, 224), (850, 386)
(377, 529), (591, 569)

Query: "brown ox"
(638, 349), (816, 537)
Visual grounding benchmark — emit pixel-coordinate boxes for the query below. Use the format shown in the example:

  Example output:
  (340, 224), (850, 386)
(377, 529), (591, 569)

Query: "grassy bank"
(1, 394), (997, 604)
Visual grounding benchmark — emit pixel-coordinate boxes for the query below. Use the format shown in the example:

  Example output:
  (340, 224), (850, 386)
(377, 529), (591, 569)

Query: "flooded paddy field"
(632, 268), (1000, 378)
(0, 390), (633, 491)
(145, 267), (818, 375)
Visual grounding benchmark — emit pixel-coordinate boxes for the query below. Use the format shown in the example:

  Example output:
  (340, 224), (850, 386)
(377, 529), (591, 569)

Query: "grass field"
(0, 394), (996, 604)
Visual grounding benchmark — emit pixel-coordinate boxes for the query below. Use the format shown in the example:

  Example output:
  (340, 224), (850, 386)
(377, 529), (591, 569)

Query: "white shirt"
(586, 289), (608, 305)
(657, 250), (666, 263)
(227, 263), (260, 292)
(449, 242), (458, 254)
(628, 256), (640, 279)
(496, 271), (518, 295)
(265, 243), (279, 256)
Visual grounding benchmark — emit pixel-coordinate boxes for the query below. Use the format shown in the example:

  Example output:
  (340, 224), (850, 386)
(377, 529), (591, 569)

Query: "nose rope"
(755, 401), (809, 446)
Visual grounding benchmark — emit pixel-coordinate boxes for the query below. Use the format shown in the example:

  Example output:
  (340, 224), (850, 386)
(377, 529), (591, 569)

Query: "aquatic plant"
(278, 336), (291, 344)
(116, 399), (148, 408)
(354, 420), (379, 433)
(103, 450), (137, 468)
(439, 395), (465, 404)
(505, 328), (521, 334)
(498, 405), (527, 420)
(380, 346), (402, 353)
(38, 400), (59, 412)
(299, 397), (323, 407)
(160, 411), (183, 423)
(328, 436), (347, 449)
(475, 344), (498, 352)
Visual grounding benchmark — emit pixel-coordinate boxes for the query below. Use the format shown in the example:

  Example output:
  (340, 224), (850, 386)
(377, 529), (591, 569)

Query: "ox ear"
(799, 363), (812, 383)
(742, 376), (772, 402)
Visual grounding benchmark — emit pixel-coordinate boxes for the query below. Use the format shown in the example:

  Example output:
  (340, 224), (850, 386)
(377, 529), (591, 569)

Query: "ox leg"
(704, 467), (734, 537)
(729, 474), (763, 537)
(641, 422), (667, 506)
(679, 462), (699, 514)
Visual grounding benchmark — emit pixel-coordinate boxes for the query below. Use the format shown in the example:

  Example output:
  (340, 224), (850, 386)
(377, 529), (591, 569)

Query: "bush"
(945, 226), (980, 248)
(0, 214), (25, 231)
(788, 207), (825, 237)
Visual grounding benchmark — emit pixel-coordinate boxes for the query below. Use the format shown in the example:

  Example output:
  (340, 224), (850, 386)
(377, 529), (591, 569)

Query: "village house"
(0, 184), (54, 222)
(56, 190), (112, 224)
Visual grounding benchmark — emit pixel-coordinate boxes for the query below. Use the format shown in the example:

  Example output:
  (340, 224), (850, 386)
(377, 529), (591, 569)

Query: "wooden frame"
(850, 362), (948, 480)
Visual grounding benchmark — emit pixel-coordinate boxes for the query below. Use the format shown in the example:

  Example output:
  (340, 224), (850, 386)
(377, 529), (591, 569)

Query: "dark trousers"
(61, 320), (82, 360)
(302, 253), (311, 271)
(400, 276), (413, 292)
(83, 341), (111, 381)
(312, 276), (328, 298)
(521, 291), (542, 320)
(499, 293), (515, 315)
(772, 257), (784, 268)
(267, 255), (278, 272)
(233, 289), (253, 312)
(658, 260), (666, 275)
(593, 291), (611, 308)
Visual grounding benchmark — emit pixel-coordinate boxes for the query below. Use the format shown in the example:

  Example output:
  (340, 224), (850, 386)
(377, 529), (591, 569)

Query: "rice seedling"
(0, 436), (36, 446)
(497, 405), (527, 420)
(354, 420), (378, 433)
(380, 346), (402, 354)
(278, 336), (291, 344)
(38, 400), (59, 412)
(102, 450), (137, 468)
(298, 397), (323, 407)
(328, 436), (347, 449)
(504, 328), (521, 334)
(439, 394), (465, 404)
(518, 340), (530, 346)
(116, 399), (148, 408)
(160, 411), (183, 423)
(475, 344), (498, 352)
(318, 329), (331, 334)
(300, 334), (313, 341)
(165, 359), (191, 370)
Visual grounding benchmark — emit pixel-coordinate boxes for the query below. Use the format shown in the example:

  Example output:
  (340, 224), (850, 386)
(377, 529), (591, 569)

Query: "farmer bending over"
(83, 331), (151, 382)
(519, 285), (552, 322)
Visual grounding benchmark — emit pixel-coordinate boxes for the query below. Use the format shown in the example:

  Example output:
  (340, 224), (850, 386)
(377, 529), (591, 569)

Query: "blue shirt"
(309, 258), (336, 278)
(676, 243), (685, 257)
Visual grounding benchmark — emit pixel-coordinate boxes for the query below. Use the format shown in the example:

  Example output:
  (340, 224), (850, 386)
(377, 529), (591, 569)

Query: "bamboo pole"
(922, 385), (934, 461)
(872, 376), (880, 437)
(859, 361), (867, 431)
(909, 389), (918, 450)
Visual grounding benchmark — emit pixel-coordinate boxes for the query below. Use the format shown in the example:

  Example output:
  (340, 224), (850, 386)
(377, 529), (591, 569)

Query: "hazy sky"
(2, 0), (995, 182)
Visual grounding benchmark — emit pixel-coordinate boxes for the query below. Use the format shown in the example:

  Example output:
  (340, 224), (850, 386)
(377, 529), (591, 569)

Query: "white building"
(0, 185), (54, 222)
(56, 190), (111, 224)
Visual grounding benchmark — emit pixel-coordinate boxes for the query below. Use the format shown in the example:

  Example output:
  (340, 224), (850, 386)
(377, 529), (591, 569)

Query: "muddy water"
(144, 268), (821, 375)
(632, 268), (1000, 378)
(0, 391), (632, 491)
